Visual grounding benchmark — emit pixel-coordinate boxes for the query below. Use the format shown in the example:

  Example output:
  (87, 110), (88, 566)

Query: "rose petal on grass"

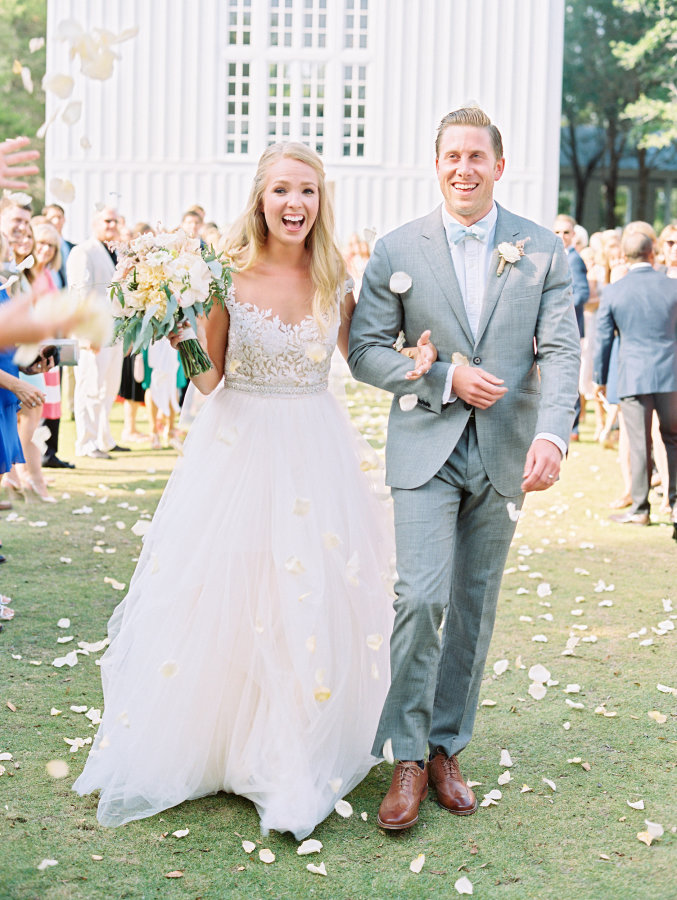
(37, 859), (58, 871)
(103, 577), (125, 591)
(91, 854), (103, 861)
(455, 875), (473, 894)
(242, 840), (256, 853)
(493, 659), (509, 676)
(259, 849), (275, 864)
(506, 502), (521, 521)
(0, 753), (12, 761)
(627, 800), (645, 810)
(131, 519), (150, 537)
(637, 831), (654, 846)
(307, 862), (327, 876)
(520, 784), (533, 793)
(409, 853), (425, 874)
(497, 770), (511, 785)
(648, 710), (667, 724)
(499, 749), (513, 767)
(528, 682), (547, 700)
(57, 618), (70, 629)
(645, 820), (664, 838)
(542, 778), (557, 791)
(528, 665), (551, 684)
(566, 699), (585, 709)
(361, 811), (368, 821)
(481, 699), (497, 707)
(164, 871), (184, 878)
(50, 708), (61, 716)
(172, 829), (189, 838)
(532, 635), (548, 642)
(564, 684), (581, 694)
(297, 839), (323, 855)
(334, 799), (353, 818)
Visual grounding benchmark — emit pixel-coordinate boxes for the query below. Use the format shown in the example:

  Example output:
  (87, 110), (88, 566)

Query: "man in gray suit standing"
(349, 106), (580, 831)
(594, 231), (677, 535)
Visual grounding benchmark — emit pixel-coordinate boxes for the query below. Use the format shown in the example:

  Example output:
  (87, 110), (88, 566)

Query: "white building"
(46, 0), (565, 244)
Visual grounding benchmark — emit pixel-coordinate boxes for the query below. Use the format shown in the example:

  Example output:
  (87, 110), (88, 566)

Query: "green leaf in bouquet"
(160, 293), (178, 328)
(133, 304), (159, 353)
(182, 303), (198, 333)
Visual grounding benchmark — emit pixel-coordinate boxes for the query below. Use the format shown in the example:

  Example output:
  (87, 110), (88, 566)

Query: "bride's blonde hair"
(224, 142), (345, 333)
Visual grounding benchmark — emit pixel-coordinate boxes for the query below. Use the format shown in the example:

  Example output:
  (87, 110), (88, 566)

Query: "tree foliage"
(613, 0), (677, 149)
(0, 0), (47, 204)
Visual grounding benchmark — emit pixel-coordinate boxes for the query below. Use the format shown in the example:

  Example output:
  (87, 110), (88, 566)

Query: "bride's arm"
(171, 302), (230, 395)
(336, 289), (356, 360)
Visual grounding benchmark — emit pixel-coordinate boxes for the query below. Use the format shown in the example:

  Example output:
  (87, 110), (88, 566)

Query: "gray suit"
(593, 266), (677, 517)
(349, 203), (580, 761)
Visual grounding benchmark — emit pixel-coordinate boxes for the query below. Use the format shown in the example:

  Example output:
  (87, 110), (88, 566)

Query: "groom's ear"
(494, 157), (506, 182)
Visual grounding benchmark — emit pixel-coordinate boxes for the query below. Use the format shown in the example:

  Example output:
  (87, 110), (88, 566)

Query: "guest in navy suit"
(594, 231), (677, 540)
(554, 215), (589, 439)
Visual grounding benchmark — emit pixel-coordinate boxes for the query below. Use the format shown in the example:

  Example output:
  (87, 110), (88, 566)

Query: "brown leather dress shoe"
(428, 753), (478, 815)
(377, 761), (428, 830)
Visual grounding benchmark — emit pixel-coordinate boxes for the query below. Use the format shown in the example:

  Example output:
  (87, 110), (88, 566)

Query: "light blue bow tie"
(446, 221), (488, 245)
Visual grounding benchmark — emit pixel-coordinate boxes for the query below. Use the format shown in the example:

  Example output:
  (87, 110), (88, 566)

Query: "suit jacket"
(593, 266), (677, 397)
(66, 237), (115, 301)
(348, 204), (581, 496)
(566, 246), (589, 337)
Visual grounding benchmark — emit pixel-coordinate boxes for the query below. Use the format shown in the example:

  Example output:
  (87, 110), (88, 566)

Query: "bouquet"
(110, 229), (232, 378)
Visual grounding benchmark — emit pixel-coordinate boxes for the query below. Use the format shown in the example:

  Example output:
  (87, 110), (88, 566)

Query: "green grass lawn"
(1, 388), (675, 900)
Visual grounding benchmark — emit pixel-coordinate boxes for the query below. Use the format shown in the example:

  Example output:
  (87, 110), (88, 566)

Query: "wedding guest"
(67, 207), (129, 459)
(594, 230), (677, 539)
(42, 203), (75, 289)
(180, 208), (203, 239)
(350, 106), (580, 830)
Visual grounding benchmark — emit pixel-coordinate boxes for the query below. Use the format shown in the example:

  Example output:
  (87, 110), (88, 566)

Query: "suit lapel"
(420, 207), (474, 345)
(474, 204), (522, 345)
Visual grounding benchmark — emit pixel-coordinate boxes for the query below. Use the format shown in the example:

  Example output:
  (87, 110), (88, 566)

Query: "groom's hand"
(451, 366), (507, 408)
(521, 439), (562, 492)
(402, 330), (437, 380)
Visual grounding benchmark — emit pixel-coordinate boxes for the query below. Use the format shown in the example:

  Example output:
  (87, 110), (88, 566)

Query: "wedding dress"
(73, 287), (394, 838)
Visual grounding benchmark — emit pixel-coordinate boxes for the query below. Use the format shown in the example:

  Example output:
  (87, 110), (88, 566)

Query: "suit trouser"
(372, 420), (522, 762)
(74, 344), (124, 456)
(621, 392), (677, 516)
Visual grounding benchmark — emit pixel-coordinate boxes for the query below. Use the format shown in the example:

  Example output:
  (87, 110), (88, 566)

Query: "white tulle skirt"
(73, 382), (394, 838)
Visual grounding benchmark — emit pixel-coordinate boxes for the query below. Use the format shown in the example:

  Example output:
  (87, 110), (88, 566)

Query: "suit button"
(473, 356), (481, 365)
(464, 402), (473, 410)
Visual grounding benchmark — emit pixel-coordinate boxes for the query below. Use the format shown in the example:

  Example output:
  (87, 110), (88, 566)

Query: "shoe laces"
(438, 754), (461, 777)
(396, 761), (422, 786)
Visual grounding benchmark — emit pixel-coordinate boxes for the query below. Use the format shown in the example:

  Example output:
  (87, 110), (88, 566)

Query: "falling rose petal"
(297, 839), (323, 855)
(285, 556), (306, 575)
(322, 532), (341, 549)
(371, 662), (379, 679)
(305, 343), (327, 363)
(307, 862), (327, 876)
(42, 72), (74, 98)
(409, 853), (425, 874)
(493, 659), (509, 676)
(313, 686), (331, 702)
(242, 840), (256, 853)
(20, 65), (34, 93)
(334, 799), (353, 818)
(542, 778), (557, 791)
(61, 101), (82, 126)
(455, 875), (473, 895)
(645, 820), (664, 839)
(383, 738), (395, 764)
(398, 393), (418, 412)
(131, 519), (151, 537)
(648, 710), (667, 724)
(305, 636), (316, 653)
(528, 664), (550, 684)
(506, 502), (521, 522)
(528, 682), (547, 700)
(499, 749), (513, 768)
(172, 829), (189, 838)
(30, 37), (45, 53)
(627, 800), (645, 810)
(37, 859), (58, 871)
(292, 498), (311, 516)
(389, 271), (413, 293)
(657, 683), (677, 695)
(80, 135), (92, 150)
(57, 618), (70, 629)
(49, 178), (75, 204)
(366, 633), (383, 651)
(259, 849), (275, 864)
(328, 778), (343, 794)
(497, 770), (511, 785)
(159, 660), (178, 679)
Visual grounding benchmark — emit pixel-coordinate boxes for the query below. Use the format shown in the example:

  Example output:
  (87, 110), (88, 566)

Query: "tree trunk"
(604, 118), (624, 229)
(636, 146), (649, 221)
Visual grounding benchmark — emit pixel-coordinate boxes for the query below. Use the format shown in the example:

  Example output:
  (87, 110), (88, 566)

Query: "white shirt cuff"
(534, 432), (567, 458)
(442, 363), (458, 404)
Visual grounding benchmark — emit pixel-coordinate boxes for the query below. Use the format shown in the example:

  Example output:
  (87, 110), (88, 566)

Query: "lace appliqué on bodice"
(224, 288), (339, 397)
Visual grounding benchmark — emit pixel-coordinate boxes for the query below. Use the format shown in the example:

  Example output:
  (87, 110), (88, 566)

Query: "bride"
(73, 142), (434, 838)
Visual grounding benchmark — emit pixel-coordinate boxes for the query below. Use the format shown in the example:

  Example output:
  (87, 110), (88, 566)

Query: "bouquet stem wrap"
(176, 325), (213, 378)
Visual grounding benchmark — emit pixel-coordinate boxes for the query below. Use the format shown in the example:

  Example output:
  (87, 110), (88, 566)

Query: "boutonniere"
(496, 239), (529, 276)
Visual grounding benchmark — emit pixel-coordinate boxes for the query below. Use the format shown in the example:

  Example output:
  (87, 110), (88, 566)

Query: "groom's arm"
(348, 239), (449, 413)
(532, 240), (581, 441)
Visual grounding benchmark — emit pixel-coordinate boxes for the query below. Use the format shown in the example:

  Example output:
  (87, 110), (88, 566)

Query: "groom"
(349, 106), (580, 830)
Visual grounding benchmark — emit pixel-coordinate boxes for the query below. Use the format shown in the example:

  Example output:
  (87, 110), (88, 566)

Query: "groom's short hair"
(435, 107), (503, 162)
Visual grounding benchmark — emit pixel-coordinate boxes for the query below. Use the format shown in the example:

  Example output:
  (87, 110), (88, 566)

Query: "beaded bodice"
(223, 288), (339, 397)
